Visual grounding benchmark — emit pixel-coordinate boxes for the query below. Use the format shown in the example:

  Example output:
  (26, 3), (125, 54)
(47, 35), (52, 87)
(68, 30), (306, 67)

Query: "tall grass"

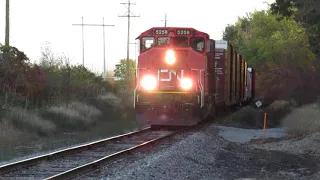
(4, 107), (56, 136)
(282, 103), (320, 136)
(41, 101), (103, 131)
(218, 100), (293, 129)
(0, 121), (25, 146)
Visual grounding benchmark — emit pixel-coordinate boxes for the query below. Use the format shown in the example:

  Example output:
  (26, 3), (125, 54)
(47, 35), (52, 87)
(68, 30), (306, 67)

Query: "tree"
(39, 42), (63, 68)
(222, 10), (315, 102)
(223, 10), (313, 68)
(270, 0), (320, 57)
(270, 0), (297, 18)
(113, 58), (136, 81)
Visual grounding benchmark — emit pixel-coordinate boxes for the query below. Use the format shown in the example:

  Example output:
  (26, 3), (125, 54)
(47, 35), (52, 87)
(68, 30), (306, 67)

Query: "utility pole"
(130, 41), (138, 79)
(118, 0), (140, 81)
(72, 17), (114, 77)
(72, 17), (85, 66)
(5, 0), (10, 48)
(161, 13), (170, 27)
(129, 42), (137, 62)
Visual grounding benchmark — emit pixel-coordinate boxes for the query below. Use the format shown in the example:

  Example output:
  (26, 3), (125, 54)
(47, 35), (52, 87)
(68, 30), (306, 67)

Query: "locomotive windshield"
(157, 36), (188, 47)
(140, 35), (205, 52)
(157, 37), (170, 46)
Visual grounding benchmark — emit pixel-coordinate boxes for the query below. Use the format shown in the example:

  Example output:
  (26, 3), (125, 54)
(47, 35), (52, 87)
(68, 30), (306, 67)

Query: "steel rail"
(0, 127), (151, 175)
(45, 128), (185, 180)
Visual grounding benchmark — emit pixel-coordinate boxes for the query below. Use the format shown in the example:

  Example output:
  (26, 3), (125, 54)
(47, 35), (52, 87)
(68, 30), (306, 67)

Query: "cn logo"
(159, 69), (184, 82)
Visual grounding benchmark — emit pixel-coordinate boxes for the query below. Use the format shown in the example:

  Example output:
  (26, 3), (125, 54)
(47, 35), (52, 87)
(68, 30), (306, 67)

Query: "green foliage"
(223, 9), (316, 102)
(223, 10), (314, 68)
(271, 0), (320, 57)
(113, 58), (136, 95)
(0, 43), (112, 108)
(270, 0), (297, 18)
(113, 58), (136, 80)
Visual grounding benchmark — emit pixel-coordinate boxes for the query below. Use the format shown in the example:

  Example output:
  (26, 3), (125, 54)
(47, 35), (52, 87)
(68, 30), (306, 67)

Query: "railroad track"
(0, 127), (184, 180)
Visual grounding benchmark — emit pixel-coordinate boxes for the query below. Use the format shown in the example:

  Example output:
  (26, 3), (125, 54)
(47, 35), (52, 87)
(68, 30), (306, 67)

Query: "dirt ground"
(217, 142), (320, 180)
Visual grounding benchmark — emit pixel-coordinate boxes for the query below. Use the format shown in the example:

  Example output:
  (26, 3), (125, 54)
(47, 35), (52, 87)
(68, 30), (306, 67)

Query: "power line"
(118, 0), (140, 80)
(72, 17), (115, 77)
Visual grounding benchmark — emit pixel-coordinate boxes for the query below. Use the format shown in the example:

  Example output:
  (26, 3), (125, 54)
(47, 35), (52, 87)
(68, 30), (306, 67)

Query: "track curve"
(0, 127), (178, 180)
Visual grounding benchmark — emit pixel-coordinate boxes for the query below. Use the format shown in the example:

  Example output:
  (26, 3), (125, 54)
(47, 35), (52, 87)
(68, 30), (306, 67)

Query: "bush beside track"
(0, 44), (143, 160)
(216, 100), (291, 129)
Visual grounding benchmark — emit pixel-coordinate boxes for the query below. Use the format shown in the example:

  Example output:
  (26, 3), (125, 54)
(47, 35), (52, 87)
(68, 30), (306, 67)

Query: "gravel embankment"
(251, 132), (320, 155)
(79, 124), (320, 180)
(0, 128), (140, 166)
(80, 125), (227, 180)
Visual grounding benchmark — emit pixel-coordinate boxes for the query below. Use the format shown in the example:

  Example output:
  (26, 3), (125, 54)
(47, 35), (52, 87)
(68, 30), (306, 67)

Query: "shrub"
(265, 100), (292, 127)
(4, 107), (56, 136)
(41, 101), (102, 131)
(281, 103), (320, 136)
(0, 121), (25, 146)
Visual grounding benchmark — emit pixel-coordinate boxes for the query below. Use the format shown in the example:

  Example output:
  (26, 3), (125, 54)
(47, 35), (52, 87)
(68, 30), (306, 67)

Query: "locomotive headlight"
(140, 75), (157, 90)
(165, 49), (175, 65)
(180, 78), (193, 90)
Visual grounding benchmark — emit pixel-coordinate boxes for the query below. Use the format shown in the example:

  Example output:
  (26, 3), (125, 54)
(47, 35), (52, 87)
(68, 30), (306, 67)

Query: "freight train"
(134, 27), (255, 128)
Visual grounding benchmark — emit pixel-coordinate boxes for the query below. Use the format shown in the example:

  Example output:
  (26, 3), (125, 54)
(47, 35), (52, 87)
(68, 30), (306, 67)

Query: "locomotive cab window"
(157, 36), (188, 47)
(190, 37), (205, 52)
(141, 37), (155, 52)
(158, 37), (170, 46)
(173, 36), (188, 47)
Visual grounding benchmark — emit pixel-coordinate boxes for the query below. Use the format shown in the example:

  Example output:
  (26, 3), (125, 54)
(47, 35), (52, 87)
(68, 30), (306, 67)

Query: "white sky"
(0, 0), (274, 74)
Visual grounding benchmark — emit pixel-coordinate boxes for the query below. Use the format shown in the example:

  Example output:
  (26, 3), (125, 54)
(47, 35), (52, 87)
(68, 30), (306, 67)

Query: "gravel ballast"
(85, 125), (227, 180)
(79, 124), (320, 180)
(2, 123), (320, 179)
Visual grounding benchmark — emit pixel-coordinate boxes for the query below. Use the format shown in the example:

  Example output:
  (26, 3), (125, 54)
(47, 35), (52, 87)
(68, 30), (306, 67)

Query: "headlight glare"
(165, 49), (175, 65)
(140, 75), (157, 90)
(180, 78), (193, 90)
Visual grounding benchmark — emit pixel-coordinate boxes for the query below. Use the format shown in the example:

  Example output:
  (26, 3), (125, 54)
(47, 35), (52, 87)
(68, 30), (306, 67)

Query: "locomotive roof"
(136, 27), (209, 39)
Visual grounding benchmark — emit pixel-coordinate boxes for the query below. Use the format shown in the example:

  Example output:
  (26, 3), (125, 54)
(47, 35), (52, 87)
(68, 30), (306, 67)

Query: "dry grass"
(4, 107), (56, 135)
(96, 92), (123, 109)
(267, 100), (291, 110)
(42, 101), (102, 130)
(67, 101), (102, 119)
(220, 106), (264, 128)
(265, 100), (292, 127)
(218, 100), (293, 129)
(281, 103), (320, 136)
(47, 107), (87, 122)
(0, 121), (25, 146)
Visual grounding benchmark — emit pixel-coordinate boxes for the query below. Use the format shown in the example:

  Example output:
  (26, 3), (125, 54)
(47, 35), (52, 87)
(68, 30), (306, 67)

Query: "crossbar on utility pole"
(118, 0), (140, 81)
(72, 17), (114, 78)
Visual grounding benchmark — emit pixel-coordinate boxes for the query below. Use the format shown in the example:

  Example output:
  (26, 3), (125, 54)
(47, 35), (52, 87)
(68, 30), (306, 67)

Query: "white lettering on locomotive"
(159, 69), (184, 82)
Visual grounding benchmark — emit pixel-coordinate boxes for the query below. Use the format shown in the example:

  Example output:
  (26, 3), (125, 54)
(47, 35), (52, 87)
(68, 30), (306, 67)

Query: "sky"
(0, 0), (274, 75)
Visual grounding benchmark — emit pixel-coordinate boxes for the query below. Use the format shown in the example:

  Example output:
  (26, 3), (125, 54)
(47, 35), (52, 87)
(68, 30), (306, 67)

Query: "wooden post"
(263, 112), (267, 137)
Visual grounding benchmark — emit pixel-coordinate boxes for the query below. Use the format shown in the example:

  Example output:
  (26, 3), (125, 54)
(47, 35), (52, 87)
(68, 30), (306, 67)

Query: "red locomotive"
(134, 27), (255, 128)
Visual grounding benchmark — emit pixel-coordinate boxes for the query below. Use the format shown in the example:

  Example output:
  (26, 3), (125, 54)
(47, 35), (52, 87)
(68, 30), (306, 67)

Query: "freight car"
(214, 40), (255, 112)
(134, 27), (255, 128)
